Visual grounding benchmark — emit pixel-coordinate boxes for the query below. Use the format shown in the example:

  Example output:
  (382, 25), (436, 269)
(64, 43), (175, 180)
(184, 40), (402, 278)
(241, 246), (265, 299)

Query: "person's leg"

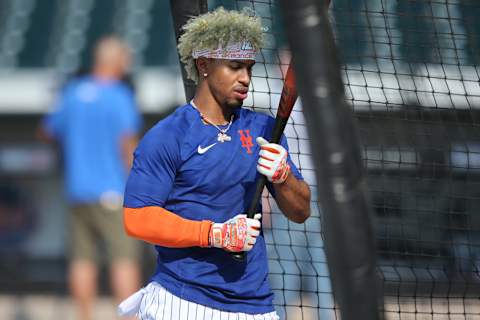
(69, 259), (98, 320)
(110, 258), (142, 303)
(98, 203), (142, 316)
(70, 205), (99, 320)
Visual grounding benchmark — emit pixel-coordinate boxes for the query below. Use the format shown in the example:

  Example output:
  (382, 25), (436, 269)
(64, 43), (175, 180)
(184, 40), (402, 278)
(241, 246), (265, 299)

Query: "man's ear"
(195, 57), (209, 76)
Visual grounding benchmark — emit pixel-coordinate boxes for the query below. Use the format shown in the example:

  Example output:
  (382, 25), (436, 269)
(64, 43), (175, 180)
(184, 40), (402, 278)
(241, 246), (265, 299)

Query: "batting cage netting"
(172, 0), (480, 319)
(331, 1), (480, 319)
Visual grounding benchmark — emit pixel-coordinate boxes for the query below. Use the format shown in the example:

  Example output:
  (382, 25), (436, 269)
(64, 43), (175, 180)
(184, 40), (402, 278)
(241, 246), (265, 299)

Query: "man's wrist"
(202, 220), (215, 248)
(209, 223), (223, 248)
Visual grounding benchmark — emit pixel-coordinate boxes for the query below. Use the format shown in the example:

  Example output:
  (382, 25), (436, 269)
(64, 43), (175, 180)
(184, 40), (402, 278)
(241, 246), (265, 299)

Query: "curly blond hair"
(178, 7), (264, 84)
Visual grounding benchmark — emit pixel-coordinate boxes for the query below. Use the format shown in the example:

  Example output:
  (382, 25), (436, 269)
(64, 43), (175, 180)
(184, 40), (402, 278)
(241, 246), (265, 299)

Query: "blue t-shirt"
(43, 76), (142, 203)
(124, 104), (302, 314)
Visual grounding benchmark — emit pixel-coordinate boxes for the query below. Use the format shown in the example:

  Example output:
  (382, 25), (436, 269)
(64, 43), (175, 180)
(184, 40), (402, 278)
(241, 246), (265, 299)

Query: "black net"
(186, 0), (480, 319)
(331, 0), (480, 318)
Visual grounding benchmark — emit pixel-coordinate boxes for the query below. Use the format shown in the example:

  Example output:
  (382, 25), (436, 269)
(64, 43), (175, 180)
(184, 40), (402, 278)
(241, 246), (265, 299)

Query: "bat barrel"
(232, 64), (297, 261)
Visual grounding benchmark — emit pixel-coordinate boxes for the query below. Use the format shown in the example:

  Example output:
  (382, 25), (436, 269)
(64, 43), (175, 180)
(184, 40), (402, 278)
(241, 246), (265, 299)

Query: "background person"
(39, 36), (143, 320)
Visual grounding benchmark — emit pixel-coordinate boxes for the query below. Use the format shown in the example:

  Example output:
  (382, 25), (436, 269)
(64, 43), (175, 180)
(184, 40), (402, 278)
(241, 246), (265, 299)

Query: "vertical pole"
(170, 0), (208, 101)
(279, 0), (383, 319)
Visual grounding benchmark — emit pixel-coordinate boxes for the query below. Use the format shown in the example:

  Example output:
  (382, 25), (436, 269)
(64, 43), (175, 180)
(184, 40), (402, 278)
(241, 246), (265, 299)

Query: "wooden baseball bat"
(232, 62), (298, 261)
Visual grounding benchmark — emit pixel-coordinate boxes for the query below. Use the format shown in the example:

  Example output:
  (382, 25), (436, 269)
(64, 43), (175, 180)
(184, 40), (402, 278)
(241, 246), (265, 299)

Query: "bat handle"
(231, 175), (268, 261)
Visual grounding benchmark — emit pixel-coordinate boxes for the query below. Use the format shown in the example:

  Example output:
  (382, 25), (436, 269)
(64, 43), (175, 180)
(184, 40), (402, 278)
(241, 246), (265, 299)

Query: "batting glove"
(209, 214), (261, 252)
(256, 137), (291, 184)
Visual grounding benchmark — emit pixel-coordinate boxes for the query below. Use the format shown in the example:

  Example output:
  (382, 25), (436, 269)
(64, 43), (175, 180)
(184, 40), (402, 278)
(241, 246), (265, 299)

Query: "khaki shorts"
(70, 203), (141, 264)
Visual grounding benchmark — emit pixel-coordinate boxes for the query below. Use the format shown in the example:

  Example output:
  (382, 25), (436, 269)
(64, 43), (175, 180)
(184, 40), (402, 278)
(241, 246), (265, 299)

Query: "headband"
(192, 41), (257, 60)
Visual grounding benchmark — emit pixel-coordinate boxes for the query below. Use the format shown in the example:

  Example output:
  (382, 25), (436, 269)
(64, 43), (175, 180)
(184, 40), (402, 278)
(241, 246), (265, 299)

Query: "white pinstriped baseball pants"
(119, 282), (279, 320)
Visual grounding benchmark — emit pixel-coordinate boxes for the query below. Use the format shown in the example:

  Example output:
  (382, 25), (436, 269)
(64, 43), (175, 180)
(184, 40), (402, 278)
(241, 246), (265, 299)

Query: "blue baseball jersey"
(124, 103), (303, 314)
(43, 76), (142, 203)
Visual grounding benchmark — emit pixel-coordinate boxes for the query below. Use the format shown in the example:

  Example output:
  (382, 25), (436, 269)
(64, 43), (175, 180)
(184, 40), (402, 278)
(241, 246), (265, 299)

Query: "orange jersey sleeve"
(124, 206), (212, 248)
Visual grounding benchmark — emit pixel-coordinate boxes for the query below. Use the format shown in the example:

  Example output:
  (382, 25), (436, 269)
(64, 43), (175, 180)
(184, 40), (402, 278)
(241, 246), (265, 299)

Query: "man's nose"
(238, 68), (251, 85)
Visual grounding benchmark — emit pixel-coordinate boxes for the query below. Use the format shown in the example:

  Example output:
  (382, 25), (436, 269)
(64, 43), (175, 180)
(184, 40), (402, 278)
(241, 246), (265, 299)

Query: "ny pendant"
(217, 132), (231, 143)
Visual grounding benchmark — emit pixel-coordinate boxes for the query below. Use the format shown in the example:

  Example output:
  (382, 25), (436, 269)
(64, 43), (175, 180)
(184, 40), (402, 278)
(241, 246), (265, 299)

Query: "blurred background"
(0, 0), (479, 319)
(0, 0), (184, 318)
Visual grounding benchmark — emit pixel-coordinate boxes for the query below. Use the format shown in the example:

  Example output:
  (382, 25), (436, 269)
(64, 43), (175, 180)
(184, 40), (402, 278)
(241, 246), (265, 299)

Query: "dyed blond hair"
(178, 7), (264, 83)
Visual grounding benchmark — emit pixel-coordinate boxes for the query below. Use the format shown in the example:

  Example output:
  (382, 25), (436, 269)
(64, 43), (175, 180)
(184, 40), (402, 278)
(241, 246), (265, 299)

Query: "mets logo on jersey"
(238, 129), (254, 154)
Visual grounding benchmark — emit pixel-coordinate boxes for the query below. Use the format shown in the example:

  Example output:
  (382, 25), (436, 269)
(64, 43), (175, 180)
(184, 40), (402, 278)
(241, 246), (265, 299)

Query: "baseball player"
(119, 8), (311, 320)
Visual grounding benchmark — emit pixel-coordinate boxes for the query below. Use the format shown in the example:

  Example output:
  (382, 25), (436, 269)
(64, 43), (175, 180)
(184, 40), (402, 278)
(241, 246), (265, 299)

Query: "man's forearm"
(273, 174), (311, 223)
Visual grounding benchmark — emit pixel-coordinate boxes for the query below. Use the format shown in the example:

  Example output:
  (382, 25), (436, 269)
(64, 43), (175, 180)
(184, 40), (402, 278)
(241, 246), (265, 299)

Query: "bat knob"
(231, 252), (246, 262)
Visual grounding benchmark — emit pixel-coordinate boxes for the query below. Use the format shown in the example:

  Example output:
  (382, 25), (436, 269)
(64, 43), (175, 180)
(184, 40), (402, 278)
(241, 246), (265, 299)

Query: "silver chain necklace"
(190, 100), (233, 143)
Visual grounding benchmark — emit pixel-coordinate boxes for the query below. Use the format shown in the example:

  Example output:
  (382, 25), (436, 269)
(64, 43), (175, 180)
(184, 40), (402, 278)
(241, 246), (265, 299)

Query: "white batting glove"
(256, 137), (291, 184)
(209, 214), (261, 252)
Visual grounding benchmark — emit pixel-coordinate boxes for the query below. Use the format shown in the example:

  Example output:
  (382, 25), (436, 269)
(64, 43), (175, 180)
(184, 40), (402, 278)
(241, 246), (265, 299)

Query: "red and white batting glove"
(209, 214), (261, 252)
(256, 137), (290, 184)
